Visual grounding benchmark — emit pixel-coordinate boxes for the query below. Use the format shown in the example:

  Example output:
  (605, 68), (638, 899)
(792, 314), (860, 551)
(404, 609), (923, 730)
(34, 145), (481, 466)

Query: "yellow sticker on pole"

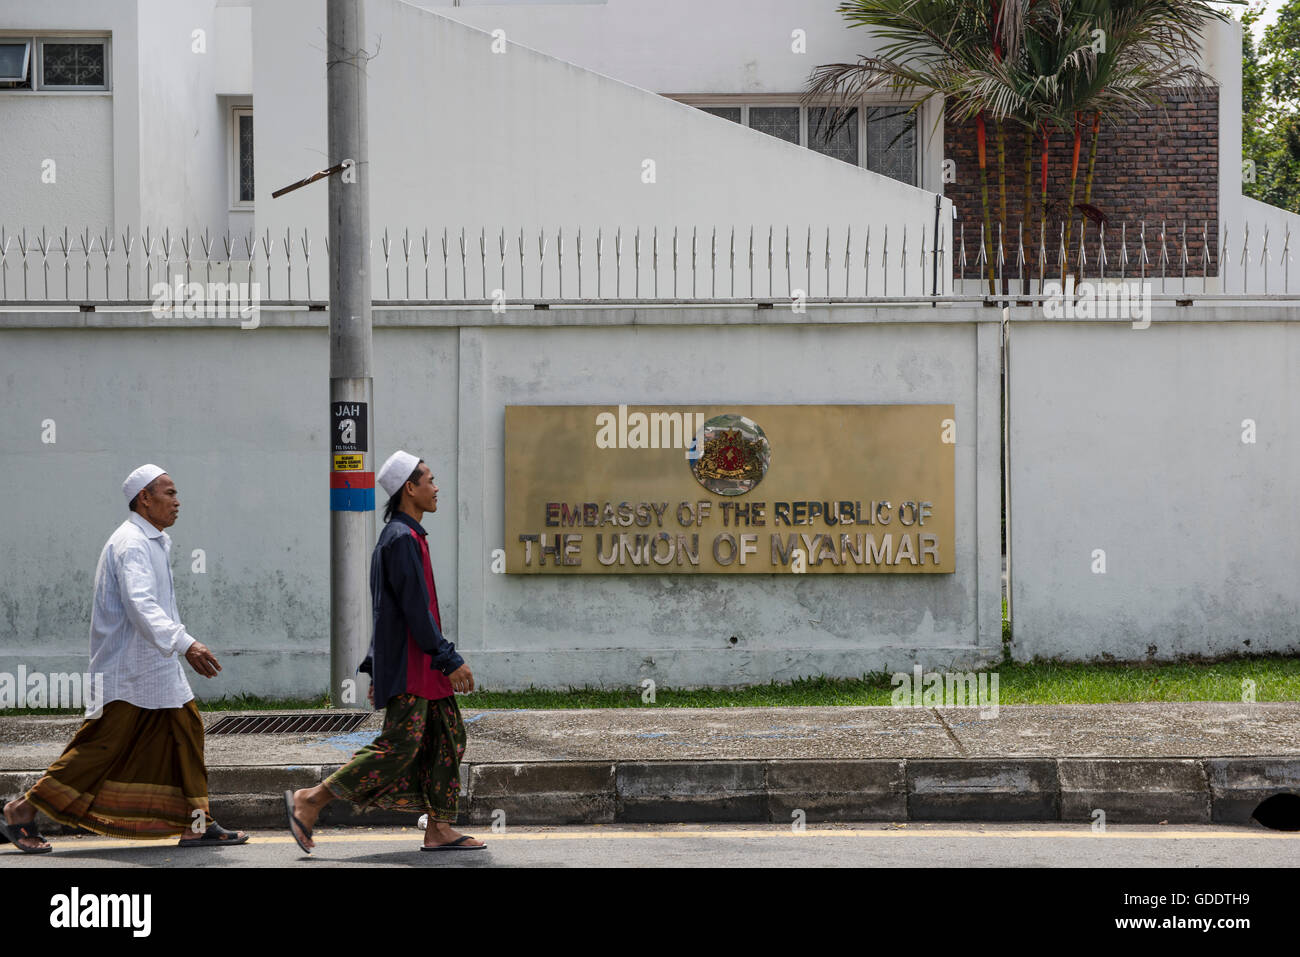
(333, 454), (364, 471)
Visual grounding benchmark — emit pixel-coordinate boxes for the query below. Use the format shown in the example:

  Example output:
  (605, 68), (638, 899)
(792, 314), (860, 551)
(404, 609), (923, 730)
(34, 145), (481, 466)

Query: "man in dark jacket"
(283, 451), (484, 853)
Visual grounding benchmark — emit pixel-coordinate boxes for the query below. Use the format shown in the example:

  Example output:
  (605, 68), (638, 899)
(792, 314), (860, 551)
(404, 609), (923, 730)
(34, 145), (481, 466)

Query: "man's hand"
(184, 641), (221, 678)
(367, 684), (374, 707)
(447, 664), (474, 694)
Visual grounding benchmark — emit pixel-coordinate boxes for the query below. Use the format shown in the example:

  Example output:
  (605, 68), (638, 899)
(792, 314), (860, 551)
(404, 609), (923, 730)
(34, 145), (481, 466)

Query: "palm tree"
(1052, 0), (1233, 270)
(805, 0), (1034, 293)
(945, 3), (1095, 282)
(808, 0), (1234, 290)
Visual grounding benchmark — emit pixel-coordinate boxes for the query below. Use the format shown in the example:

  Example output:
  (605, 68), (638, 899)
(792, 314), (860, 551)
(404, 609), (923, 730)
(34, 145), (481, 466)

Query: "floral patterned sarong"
(323, 693), (465, 823)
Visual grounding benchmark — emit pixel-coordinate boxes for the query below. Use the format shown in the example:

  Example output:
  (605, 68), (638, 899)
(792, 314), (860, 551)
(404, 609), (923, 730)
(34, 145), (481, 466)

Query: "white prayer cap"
(378, 450), (421, 497)
(123, 464), (167, 504)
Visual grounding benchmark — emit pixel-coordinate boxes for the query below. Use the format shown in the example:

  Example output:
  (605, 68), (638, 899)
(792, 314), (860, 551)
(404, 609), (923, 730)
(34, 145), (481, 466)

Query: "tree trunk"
(1082, 111), (1101, 205)
(996, 120), (1007, 294)
(977, 113), (996, 294)
(1063, 112), (1082, 282)
(1022, 125), (1034, 294)
(1082, 111), (1102, 277)
(1039, 124), (1050, 290)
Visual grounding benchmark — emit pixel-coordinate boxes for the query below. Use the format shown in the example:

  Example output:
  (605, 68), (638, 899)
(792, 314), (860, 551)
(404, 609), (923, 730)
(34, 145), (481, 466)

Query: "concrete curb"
(9, 757), (1295, 832)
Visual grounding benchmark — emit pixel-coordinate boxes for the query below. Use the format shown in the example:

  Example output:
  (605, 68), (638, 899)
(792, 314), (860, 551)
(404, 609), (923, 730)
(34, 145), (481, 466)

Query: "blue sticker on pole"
(330, 471), (375, 511)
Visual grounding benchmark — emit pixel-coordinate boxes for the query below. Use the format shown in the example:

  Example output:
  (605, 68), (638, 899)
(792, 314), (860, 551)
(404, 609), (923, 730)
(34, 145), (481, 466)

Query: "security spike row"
(0, 220), (1296, 303)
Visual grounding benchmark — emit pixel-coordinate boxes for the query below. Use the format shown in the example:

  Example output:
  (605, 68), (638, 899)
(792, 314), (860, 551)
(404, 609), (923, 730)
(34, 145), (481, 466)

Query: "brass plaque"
(505, 404), (955, 574)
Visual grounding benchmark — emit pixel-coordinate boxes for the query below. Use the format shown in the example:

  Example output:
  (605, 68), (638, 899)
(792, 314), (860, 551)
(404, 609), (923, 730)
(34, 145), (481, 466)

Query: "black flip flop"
(178, 822), (250, 847)
(0, 818), (53, 854)
(283, 790), (313, 854)
(420, 835), (486, 851)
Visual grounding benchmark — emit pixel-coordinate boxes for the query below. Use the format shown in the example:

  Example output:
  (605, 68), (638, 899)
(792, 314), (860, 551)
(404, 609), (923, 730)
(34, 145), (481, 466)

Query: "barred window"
(686, 100), (919, 186)
(748, 106), (800, 145)
(39, 39), (108, 90)
(232, 107), (255, 206)
(238, 112), (254, 202)
(701, 106), (742, 124)
(809, 106), (860, 166)
(866, 106), (917, 186)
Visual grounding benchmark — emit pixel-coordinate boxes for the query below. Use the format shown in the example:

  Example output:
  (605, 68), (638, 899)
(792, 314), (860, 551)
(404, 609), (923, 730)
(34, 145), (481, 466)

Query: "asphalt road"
(1, 822), (1295, 867)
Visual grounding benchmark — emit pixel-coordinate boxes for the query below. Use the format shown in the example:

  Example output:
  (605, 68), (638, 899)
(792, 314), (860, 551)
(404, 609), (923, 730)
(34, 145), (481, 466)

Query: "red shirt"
(404, 528), (454, 700)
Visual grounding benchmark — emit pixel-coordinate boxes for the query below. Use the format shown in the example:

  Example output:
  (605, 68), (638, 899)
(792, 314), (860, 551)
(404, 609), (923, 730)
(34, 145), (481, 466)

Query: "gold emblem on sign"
(688, 414), (771, 496)
(697, 430), (763, 480)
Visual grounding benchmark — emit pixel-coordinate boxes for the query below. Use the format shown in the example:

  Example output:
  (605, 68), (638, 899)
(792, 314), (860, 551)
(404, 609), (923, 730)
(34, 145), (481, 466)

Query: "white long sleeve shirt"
(87, 511), (197, 713)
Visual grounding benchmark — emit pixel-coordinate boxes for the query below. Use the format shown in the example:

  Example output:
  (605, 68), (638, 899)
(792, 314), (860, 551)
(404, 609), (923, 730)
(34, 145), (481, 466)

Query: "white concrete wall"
(457, 313), (1001, 688)
(250, 0), (325, 240)
(0, 304), (1002, 695)
(1008, 309), (1300, 662)
(0, 317), (459, 697)
(213, 3), (251, 96)
(214, 0), (254, 243)
(136, 0), (228, 230)
(0, 0), (139, 233)
(0, 96), (114, 233)
(423, 0), (889, 96)
(1227, 197), (1300, 295)
(1198, 18), (1299, 294)
(254, 0), (951, 299)
(6, 302), (1294, 694)
(1206, 17), (1243, 248)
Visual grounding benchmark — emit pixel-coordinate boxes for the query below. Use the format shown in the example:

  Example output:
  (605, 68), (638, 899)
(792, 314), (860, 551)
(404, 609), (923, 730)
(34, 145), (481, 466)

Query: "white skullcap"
(378, 450), (421, 497)
(123, 464), (167, 504)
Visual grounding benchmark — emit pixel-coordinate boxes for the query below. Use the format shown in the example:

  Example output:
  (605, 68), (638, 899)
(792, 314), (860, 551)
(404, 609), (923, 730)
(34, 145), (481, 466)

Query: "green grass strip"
(3, 658), (1296, 714)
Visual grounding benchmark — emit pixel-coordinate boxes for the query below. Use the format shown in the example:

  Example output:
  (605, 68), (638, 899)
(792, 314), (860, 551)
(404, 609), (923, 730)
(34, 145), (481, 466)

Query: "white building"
(7, 0), (1293, 297)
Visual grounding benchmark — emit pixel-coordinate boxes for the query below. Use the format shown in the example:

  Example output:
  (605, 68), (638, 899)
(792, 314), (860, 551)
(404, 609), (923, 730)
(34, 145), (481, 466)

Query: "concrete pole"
(327, 0), (374, 708)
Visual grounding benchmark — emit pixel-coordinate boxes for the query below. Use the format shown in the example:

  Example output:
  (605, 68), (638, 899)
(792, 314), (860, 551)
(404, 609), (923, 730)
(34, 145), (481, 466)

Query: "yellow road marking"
(22, 826), (1296, 851)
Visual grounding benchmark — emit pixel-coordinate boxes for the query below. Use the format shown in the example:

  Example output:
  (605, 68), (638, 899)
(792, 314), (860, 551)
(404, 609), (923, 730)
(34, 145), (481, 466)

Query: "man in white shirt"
(0, 465), (248, 854)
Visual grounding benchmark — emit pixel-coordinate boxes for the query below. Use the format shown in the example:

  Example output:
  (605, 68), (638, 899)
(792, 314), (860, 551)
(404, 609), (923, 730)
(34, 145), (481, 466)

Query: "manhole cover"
(206, 713), (369, 735)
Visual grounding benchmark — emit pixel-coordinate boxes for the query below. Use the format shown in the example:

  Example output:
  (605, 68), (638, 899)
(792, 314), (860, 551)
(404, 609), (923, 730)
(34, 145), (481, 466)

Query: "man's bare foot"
(3, 798), (50, 852)
(424, 819), (484, 848)
(289, 786), (333, 851)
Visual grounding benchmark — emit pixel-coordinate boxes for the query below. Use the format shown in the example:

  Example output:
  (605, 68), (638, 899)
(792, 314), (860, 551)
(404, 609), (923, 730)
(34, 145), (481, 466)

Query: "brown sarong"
(24, 699), (211, 840)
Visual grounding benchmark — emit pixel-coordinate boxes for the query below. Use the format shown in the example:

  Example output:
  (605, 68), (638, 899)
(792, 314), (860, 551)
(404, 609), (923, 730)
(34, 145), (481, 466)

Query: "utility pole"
(327, 0), (374, 709)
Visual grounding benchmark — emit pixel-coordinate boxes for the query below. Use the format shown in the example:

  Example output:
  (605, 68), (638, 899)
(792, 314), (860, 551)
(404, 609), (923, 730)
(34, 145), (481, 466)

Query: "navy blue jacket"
(358, 512), (464, 709)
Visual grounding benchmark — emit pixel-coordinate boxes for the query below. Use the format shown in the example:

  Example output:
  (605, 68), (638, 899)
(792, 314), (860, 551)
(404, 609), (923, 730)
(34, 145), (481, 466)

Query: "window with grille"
(0, 36), (109, 91)
(865, 106), (917, 186)
(231, 107), (255, 206)
(40, 39), (107, 89)
(688, 100), (918, 187)
(701, 106), (741, 124)
(749, 106), (800, 145)
(809, 106), (860, 166)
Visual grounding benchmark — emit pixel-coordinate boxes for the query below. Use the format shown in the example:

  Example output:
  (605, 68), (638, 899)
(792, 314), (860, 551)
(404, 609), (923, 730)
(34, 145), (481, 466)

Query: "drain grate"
(207, 713), (369, 735)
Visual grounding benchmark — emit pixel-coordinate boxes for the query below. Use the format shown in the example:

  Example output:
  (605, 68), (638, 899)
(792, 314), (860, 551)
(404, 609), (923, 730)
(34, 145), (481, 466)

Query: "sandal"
(0, 818), (54, 854)
(420, 834), (486, 851)
(178, 822), (249, 847)
(283, 790), (313, 854)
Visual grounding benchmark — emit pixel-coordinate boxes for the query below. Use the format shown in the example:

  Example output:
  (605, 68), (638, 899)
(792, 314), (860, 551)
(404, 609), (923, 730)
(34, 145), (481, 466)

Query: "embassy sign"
(505, 405), (955, 574)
